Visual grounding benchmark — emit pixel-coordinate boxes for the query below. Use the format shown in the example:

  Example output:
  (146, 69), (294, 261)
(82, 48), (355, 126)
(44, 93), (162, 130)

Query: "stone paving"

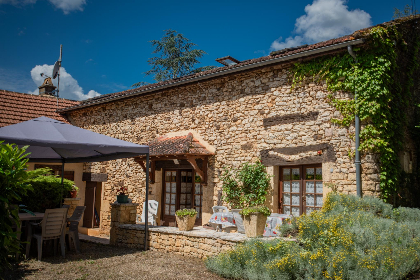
(79, 233), (110, 245)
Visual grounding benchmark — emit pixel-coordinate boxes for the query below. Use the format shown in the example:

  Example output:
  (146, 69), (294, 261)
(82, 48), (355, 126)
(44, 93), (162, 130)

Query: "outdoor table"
(208, 212), (236, 232)
(263, 214), (293, 237)
(17, 212), (44, 257)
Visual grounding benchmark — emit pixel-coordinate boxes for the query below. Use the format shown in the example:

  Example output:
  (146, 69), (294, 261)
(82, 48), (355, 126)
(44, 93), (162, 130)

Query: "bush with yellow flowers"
(205, 193), (420, 280)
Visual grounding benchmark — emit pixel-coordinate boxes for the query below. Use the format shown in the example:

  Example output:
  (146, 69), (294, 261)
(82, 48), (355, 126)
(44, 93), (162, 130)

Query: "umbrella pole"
(144, 153), (149, 251)
(60, 160), (65, 207)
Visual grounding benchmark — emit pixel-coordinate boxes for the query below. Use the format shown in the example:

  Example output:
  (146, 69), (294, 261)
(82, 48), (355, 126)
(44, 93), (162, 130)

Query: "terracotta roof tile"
(0, 90), (80, 127)
(61, 16), (419, 112)
(148, 133), (213, 157)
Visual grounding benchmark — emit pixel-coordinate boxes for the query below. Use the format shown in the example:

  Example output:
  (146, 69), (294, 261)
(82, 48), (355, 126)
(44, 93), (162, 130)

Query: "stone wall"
(114, 225), (243, 259)
(68, 64), (381, 234)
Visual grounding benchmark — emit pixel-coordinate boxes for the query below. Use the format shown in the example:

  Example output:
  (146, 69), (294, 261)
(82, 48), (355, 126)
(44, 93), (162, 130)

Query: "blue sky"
(0, 0), (410, 100)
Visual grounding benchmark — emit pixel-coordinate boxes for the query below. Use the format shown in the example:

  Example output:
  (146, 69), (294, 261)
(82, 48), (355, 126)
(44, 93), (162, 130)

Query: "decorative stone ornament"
(242, 212), (266, 237)
(176, 214), (197, 231)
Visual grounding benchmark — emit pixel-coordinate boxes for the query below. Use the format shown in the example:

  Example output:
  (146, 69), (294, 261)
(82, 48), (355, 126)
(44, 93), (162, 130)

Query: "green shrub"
(206, 193), (420, 280)
(21, 173), (74, 213)
(240, 206), (271, 217)
(175, 208), (197, 217)
(0, 142), (46, 272)
(221, 161), (272, 208)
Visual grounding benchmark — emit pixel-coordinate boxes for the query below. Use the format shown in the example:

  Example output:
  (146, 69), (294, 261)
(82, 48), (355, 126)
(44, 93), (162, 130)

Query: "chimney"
(38, 77), (56, 97)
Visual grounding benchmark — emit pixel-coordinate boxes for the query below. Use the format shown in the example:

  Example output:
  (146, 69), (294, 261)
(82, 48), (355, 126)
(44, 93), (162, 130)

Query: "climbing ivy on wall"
(291, 22), (420, 202)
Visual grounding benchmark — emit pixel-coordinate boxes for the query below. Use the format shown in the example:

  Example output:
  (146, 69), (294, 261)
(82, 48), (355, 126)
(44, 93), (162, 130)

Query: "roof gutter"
(60, 38), (365, 112)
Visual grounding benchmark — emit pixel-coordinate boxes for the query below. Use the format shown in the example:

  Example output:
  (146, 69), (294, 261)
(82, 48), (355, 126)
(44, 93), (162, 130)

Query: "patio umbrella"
(0, 116), (151, 250)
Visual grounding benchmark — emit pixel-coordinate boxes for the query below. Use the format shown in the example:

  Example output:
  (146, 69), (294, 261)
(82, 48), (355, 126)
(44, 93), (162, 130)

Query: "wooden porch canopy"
(135, 133), (214, 184)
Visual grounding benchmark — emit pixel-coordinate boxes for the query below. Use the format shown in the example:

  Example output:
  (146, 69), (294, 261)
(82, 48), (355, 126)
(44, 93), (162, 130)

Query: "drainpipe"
(347, 45), (362, 197)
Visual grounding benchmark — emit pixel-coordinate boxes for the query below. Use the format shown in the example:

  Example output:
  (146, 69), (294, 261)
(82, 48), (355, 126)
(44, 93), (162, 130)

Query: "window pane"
(186, 194), (191, 204)
(306, 168), (314, 180)
(181, 183), (186, 194)
(171, 183), (177, 193)
(283, 181), (290, 193)
(283, 169), (291, 180)
(316, 182), (323, 194)
(165, 205), (169, 215)
(292, 182), (300, 193)
(187, 183), (193, 192)
(165, 182), (170, 192)
(306, 181), (315, 193)
(292, 168), (300, 180)
(283, 193), (290, 205)
(180, 205), (186, 210)
(171, 194), (176, 204)
(195, 195), (201, 206)
(316, 168), (322, 180)
(181, 171), (186, 176)
(306, 207), (315, 215)
(180, 194), (186, 204)
(196, 207), (201, 218)
(170, 205), (175, 215)
(283, 206), (291, 215)
(316, 195), (323, 206)
(291, 207), (300, 216)
(165, 172), (171, 182)
(306, 194), (315, 206)
(292, 194), (300, 206)
(165, 193), (170, 204)
(195, 184), (201, 194)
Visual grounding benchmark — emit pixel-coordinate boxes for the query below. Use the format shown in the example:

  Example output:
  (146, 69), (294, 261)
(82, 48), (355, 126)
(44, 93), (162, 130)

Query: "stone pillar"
(109, 202), (139, 245)
(63, 198), (81, 218)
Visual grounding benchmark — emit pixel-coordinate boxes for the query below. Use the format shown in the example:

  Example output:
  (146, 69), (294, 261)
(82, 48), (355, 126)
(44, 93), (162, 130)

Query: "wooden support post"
(186, 156), (205, 181)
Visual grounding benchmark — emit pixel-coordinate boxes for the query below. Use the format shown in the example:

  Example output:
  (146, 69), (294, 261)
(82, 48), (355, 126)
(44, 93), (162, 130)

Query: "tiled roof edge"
(59, 38), (364, 113)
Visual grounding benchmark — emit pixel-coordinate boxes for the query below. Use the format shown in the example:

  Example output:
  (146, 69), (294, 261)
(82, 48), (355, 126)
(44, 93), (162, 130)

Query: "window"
(279, 165), (323, 216)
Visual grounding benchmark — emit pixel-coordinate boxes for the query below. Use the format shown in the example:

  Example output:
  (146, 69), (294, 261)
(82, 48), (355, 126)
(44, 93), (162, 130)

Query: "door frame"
(278, 164), (322, 215)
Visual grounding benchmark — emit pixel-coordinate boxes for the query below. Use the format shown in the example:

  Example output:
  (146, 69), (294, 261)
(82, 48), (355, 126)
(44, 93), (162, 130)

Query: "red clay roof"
(148, 133), (213, 157)
(0, 90), (80, 127)
(61, 16), (418, 112)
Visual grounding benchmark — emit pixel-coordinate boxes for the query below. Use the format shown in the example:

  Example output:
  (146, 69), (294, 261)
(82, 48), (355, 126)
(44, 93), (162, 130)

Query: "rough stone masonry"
(67, 63), (381, 234)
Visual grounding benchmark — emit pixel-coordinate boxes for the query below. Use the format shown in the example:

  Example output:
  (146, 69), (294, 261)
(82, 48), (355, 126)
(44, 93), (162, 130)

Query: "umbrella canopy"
(0, 116), (149, 162)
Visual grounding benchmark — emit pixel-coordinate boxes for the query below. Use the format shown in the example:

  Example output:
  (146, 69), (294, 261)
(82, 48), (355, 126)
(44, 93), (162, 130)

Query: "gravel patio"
(2, 241), (225, 280)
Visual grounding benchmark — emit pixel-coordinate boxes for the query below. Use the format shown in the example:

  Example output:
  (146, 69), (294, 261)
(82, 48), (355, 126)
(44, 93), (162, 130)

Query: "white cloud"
(48, 0), (86, 14)
(270, 0), (371, 50)
(0, 0), (86, 14)
(28, 64), (101, 101)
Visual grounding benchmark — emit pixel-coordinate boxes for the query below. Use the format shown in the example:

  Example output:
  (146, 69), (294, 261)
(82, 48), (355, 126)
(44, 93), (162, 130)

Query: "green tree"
(132, 30), (215, 87)
(0, 142), (46, 271)
(393, 4), (418, 19)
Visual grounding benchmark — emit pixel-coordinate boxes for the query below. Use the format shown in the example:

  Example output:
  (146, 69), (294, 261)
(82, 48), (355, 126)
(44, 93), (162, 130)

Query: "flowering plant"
(118, 186), (127, 195)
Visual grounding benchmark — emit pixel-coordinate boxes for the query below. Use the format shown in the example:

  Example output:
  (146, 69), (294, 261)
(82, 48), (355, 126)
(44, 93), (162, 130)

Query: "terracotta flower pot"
(242, 212), (266, 237)
(70, 191), (78, 198)
(176, 214), (197, 231)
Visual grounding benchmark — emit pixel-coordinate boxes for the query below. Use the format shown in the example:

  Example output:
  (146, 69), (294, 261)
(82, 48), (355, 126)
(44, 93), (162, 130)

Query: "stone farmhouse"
(56, 17), (419, 234)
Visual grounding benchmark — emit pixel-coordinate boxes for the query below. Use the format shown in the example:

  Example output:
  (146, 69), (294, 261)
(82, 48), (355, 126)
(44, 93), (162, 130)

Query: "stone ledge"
(118, 224), (296, 243)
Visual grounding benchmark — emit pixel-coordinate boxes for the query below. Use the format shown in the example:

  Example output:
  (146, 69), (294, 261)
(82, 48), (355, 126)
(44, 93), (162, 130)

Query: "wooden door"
(83, 182), (96, 228)
(162, 170), (195, 226)
(279, 164), (323, 216)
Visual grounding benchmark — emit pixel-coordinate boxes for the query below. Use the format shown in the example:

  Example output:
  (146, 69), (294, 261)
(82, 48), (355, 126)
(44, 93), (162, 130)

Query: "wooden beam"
(186, 156), (204, 180)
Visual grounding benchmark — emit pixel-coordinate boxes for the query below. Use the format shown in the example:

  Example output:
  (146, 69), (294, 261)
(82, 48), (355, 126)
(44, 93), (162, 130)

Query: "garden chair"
(66, 206), (86, 253)
(212, 206), (228, 213)
(26, 208), (68, 261)
(139, 200), (159, 226)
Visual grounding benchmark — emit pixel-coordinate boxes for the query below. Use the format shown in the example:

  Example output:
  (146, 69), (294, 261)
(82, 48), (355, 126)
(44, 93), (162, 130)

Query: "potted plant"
(70, 185), (79, 198)
(221, 167), (245, 233)
(221, 161), (272, 237)
(175, 209), (197, 231)
(116, 186), (129, 203)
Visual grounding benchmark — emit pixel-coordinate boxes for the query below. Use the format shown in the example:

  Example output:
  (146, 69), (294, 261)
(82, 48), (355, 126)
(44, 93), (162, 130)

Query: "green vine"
(291, 22), (420, 202)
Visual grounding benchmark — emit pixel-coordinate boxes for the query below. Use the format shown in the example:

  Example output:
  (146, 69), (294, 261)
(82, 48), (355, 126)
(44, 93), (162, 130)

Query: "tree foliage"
(132, 29), (215, 87)
(0, 142), (45, 272)
(393, 4), (418, 19)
